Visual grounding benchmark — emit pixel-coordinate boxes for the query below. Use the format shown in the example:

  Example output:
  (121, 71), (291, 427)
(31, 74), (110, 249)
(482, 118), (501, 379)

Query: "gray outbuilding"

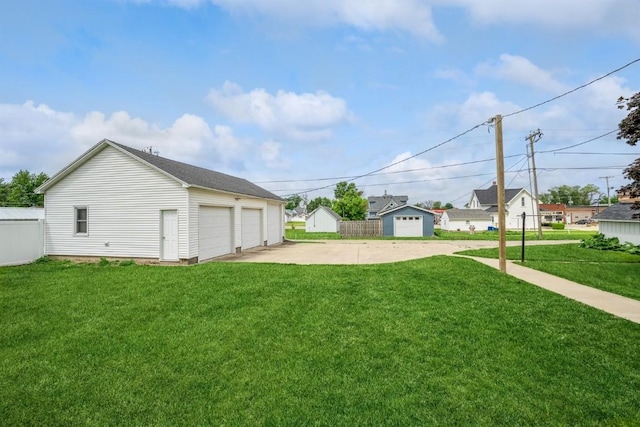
(378, 205), (434, 237)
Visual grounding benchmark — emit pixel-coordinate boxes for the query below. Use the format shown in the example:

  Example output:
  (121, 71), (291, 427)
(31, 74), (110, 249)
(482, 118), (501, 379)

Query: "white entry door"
(394, 215), (423, 237)
(161, 210), (179, 261)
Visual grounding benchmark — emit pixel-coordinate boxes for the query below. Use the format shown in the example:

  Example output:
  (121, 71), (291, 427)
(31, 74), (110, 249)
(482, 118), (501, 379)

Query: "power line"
(537, 130), (617, 154)
(551, 152), (638, 155)
(256, 154), (523, 184)
(503, 58), (640, 118)
(280, 57), (639, 198)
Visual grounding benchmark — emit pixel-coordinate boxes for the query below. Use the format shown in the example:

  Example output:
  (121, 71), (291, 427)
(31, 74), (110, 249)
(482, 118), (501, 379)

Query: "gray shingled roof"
(114, 142), (283, 201)
(474, 185), (523, 205)
(444, 208), (492, 220)
(309, 205), (342, 220)
(368, 195), (408, 214)
(592, 203), (640, 221)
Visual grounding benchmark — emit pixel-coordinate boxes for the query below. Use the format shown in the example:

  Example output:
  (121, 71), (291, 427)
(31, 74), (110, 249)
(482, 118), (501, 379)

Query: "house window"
(521, 197), (525, 207)
(75, 207), (88, 235)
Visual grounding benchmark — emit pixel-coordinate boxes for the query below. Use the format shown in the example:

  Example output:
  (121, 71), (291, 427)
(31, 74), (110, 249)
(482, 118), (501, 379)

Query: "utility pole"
(526, 129), (543, 239)
(493, 115), (506, 273)
(599, 176), (614, 206)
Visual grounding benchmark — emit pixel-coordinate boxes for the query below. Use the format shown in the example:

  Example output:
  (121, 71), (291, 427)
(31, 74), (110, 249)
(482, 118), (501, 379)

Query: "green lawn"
(458, 244), (640, 301)
(285, 228), (596, 241)
(2, 257), (640, 425)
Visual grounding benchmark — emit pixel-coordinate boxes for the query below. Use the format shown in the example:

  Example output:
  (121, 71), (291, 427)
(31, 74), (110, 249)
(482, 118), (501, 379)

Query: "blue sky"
(1, 0), (639, 206)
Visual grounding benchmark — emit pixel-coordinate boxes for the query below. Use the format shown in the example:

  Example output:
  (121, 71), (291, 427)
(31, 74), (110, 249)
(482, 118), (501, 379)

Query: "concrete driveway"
(217, 239), (575, 265)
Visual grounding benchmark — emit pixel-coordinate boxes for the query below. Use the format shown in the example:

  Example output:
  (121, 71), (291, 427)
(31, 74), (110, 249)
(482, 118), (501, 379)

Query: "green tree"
(333, 195), (367, 220)
(285, 194), (302, 211)
(6, 170), (49, 207)
(617, 92), (640, 215)
(334, 181), (362, 199)
(307, 196), (332, 213)
(0, 178), (8, 206)
(332, 181), (367, 220)
(540, 184), (601, 206)
(444, 202), (454, 209)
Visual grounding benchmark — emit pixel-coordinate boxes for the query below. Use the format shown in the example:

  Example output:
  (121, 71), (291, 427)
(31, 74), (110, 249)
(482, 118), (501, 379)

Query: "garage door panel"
(199, 206), (232, 261)
(267, 205), (281, 245)
(242, 208), (262, 250)
(395, 216), (423, 237)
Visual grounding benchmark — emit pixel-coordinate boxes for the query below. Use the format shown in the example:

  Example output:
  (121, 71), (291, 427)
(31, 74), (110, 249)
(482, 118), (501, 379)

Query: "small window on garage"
(75, 207), (88, 235)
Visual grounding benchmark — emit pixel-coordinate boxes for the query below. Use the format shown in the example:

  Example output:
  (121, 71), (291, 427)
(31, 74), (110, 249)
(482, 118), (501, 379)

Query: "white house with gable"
(36, 139), (285, 264)
(467, 183), (539, 230)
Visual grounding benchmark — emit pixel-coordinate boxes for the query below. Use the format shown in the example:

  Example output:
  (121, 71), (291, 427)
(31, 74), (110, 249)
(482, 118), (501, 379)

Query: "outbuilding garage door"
(267, 204), (282, 246)
(394, 215), (423, 237)
(241, 208), (262, 250)
(199, 206), (232, 261)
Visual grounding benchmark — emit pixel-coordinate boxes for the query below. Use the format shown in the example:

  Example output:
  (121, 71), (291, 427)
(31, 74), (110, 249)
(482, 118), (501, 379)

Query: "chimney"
(492, 181), (496, 185)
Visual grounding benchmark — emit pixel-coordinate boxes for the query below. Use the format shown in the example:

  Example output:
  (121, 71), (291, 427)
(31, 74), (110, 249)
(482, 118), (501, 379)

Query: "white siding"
(44, 146), (188, 259)
(441, 217), (494, 232)
(600, 221), (640, 245)
(306, 208), (340, 233)
(506, 192), (539, 230)
(0, 220), (44, 266)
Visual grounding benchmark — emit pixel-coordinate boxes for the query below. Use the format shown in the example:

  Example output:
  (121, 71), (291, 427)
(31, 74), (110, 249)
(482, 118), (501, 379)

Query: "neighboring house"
(367, 191), (408, 220)
(539, 203), (566, 224)
(35, 139), (285, 264)
(441, 208), (494, 232)
(286, 207), (307, 222)
(468, 183), (539, 229)
(565, 205), (603, 224)
(305, 206), (341, 233)
(592, 203), (640, 245)
(378, 205), (434, 237)
(430, 209), (446, 226)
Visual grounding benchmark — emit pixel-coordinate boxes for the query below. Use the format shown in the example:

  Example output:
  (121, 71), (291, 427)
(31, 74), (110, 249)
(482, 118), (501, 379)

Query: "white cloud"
(206, 81), (352, 141)
(0, 101), (260, 180)
(260, 139), (289, 169)
(132, 0), (442, 40)
(475, 54), (568, 93)
(447, 0), (640, 40)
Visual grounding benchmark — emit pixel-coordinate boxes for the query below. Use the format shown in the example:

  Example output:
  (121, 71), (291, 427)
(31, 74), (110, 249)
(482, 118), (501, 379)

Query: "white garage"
(199, 206), (233, 261)
(394, 215), (423, 237)
(241, 208), (262, 250)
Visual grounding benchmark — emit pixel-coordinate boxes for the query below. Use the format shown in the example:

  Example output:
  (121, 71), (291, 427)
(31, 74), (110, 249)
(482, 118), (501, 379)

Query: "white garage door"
(199, 206), (232, 261)
(394, 215), (423, 237)
(242, 208), (262, 250)
(267, 204), (282, 246)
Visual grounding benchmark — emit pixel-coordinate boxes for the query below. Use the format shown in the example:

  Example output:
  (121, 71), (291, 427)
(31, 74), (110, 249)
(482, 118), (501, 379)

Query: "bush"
(551, 223), (565, 230)
(580, 233), (640, 254)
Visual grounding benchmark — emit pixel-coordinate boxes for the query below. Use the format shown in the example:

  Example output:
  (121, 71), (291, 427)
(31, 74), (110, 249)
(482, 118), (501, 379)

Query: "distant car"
(575, 219), (594, 225)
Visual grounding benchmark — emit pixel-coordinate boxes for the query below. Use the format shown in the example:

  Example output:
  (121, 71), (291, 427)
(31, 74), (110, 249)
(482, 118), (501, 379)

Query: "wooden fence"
(340, 220), (382, 238)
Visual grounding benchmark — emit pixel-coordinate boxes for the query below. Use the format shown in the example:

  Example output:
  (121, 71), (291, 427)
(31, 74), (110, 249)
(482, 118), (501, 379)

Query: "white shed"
(36, 139), (285, 263)
(305, 205), (341, 233)
(592, 203), (640, 245)
(441, 208), (494, 231)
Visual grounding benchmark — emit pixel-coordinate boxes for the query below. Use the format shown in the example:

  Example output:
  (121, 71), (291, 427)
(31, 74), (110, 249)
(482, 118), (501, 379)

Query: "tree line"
(0, 170), (49, 207)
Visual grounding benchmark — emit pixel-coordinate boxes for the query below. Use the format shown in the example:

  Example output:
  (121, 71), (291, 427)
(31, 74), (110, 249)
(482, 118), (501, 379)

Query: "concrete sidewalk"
(467, 256), (640, 324)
